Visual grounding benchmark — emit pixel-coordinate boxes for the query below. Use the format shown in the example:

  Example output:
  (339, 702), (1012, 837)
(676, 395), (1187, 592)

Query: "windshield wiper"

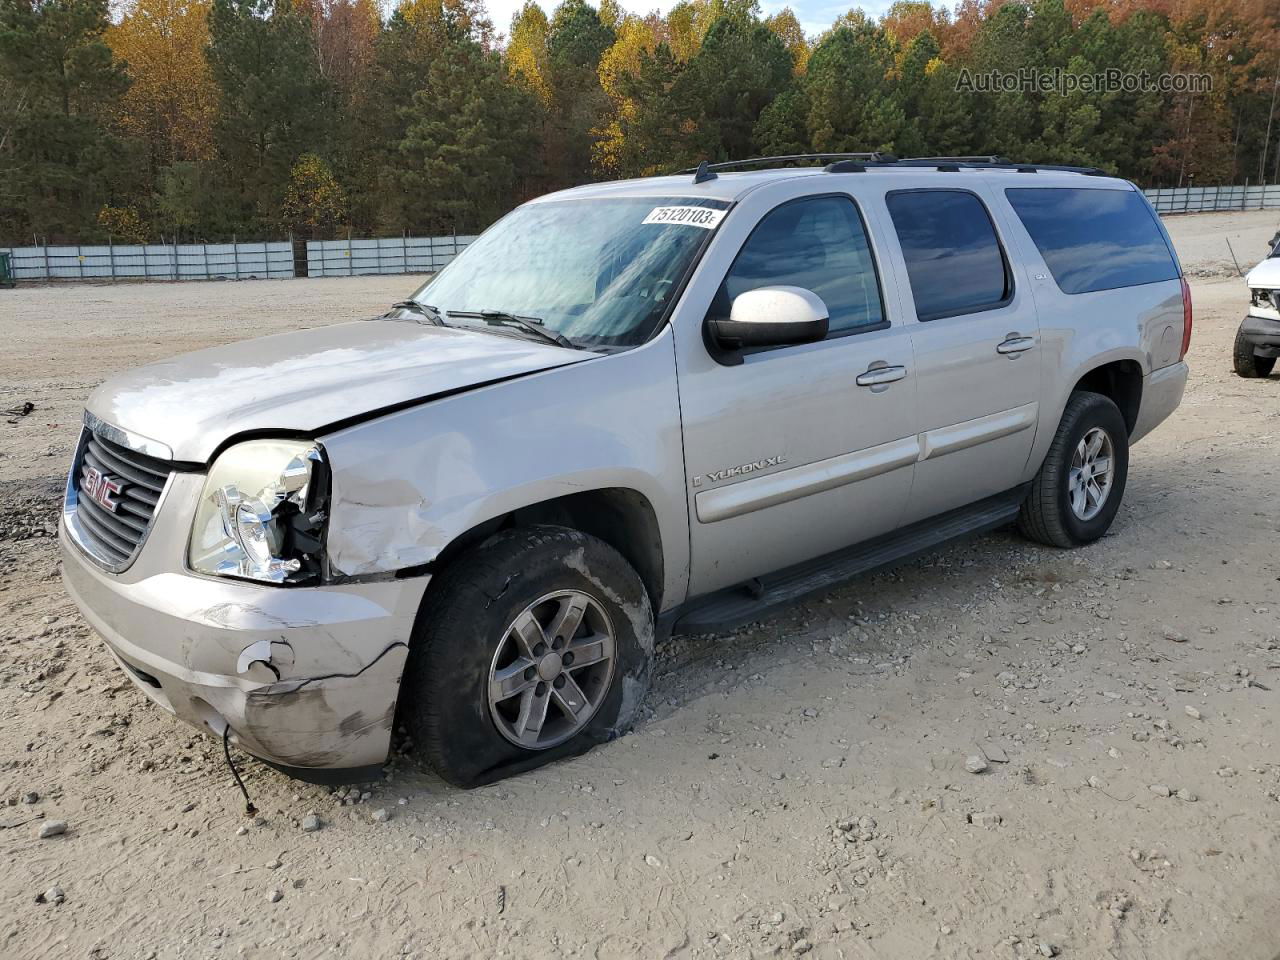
(446, 309), (575, 349)
(384, 300), (445, 325)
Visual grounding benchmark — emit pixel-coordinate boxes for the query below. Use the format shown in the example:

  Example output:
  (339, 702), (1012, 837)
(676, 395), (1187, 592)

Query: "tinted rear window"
(885, 190), (1011, 321)
(1005, 188), (1179, 294)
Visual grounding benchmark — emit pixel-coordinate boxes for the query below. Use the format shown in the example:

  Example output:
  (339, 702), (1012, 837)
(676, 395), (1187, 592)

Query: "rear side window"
(1004, 188), (1179, 294)
(714, 195), (885, 336)
(886, 190), (1012, 321)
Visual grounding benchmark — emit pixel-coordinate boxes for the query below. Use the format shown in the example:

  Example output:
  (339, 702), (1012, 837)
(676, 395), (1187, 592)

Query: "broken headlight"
(189, 440), (328, 584)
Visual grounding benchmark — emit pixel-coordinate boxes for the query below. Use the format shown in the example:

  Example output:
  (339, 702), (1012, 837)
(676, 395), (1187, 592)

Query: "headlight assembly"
(189, 439), (328, 584)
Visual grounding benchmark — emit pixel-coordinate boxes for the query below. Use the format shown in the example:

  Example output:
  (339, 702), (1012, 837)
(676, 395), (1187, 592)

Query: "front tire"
(1233, 326), (1276, 378)
(400, 525), (654, 787)
(1018, 391), (1130, 548)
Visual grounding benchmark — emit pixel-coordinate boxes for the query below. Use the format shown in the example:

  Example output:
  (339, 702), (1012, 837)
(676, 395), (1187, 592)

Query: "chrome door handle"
(997, 336), (1036, 355)
(855, 364), (908, 387)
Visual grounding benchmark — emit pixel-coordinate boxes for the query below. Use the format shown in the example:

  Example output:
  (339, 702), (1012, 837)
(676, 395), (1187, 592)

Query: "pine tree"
(389, 33), (539, 233)
(206, 0), (331, 233)
(0, 0), (133, 240)
(804, 23), (903, 154)
(677, 12), (794, 161)
(544, 0), (614, 188)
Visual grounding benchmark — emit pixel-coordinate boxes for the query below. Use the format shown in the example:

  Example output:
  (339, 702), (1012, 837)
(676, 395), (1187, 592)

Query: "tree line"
(0, 0), (1276, 244)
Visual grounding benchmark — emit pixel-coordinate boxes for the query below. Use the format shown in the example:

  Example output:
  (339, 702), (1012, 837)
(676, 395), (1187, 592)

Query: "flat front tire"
(399, 525), (654, 787)
(1018, 391), (1130, 548)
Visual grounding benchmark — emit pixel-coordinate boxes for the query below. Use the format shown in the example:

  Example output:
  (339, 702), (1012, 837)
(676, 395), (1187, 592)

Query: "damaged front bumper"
(60, 485), (429, 782)
(1240, 312), (1280, 354)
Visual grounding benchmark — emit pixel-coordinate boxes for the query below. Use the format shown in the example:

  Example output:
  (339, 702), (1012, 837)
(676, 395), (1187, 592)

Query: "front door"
(674, 189), (919, 598)
(879, 186), (1042, 524)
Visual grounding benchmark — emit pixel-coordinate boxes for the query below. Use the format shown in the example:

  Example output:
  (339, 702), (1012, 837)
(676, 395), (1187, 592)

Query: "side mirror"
(707, 286), (830, 358)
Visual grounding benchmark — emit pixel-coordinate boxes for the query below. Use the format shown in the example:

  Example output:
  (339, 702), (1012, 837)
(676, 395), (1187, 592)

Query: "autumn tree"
(594, 12), (661, 174)
(108, 0), (218, 170)
(764, 7), (809, 73)
(507, 1), (552, 103)
(281, 152), (347, 236)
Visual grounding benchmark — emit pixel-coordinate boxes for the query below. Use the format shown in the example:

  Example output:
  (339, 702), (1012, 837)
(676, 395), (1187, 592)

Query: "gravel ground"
(1, 209), (1279, 960)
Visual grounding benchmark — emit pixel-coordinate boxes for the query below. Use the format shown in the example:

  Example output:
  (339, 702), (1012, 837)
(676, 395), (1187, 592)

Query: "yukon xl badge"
(692, 455), (787, 488)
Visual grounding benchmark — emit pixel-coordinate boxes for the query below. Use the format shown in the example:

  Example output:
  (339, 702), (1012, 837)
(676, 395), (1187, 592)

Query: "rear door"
(879, 186), (1042, 524)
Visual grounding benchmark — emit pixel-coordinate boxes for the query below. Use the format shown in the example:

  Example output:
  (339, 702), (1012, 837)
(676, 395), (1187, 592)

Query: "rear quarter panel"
(990, 182), (1184, 479)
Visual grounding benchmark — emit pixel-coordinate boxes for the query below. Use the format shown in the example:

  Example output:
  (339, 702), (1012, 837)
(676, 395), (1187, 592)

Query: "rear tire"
(1018, 391), (1129, 548)
(1233, 326), (1276, 378)
(399, 525), (654, 788)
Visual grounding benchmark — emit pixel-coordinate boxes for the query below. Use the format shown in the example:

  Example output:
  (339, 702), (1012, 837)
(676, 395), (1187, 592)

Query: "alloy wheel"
(1067, 426), (1115, 521)
(487, 590), (616, 750)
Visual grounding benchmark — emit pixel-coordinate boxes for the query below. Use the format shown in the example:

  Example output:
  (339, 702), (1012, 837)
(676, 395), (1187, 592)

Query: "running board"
(668, 486), (1027, 636)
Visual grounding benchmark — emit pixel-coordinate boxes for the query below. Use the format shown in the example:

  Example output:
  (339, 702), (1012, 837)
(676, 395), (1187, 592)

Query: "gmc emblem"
(82, 465), (123, 513)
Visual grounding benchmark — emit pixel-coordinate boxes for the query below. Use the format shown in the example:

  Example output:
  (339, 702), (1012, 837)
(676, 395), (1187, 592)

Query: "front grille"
(68, 429), (175, 569)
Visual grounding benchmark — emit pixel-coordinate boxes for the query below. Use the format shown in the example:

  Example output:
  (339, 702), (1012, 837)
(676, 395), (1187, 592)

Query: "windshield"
(410, 196), (729, 350)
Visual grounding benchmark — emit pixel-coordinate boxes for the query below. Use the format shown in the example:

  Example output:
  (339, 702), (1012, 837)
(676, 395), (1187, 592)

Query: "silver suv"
(60, 156), (1191, 786)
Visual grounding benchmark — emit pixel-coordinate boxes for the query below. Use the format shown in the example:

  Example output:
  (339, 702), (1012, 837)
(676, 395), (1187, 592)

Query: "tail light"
(1179, 276), (1193, 360)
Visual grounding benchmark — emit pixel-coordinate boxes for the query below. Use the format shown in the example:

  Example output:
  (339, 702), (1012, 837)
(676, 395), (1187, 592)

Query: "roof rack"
(684, 153), (898, 182)
(681, 153), (1109, 181)
(826, 156), (1106, 175)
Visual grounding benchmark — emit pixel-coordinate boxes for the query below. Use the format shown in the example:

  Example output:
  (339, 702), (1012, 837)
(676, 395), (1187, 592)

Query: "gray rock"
(965, 755), (989, 774)
(301, 814), (322, 833)
(1148, 784), (1172, 798)
(1038, 942), (1058, 957)
(792, 939), (812, 954)
(1176, 788), (1198, 802)
(371, 808), (390, 823)
(37, 884), (65, 905)
(267, 888), (283, 903)
(1184, 706), (1202, 720)
(21, 792), (38, 804)
(38, 820), (67, 839)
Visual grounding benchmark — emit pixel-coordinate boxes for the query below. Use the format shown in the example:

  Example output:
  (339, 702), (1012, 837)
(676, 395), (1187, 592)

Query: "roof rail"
(825, 156), (1107, 175)
(681, 153), (898, 179)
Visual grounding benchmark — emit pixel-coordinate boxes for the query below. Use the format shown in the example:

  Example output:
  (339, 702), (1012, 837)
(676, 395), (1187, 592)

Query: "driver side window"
(711, 195), (886, 337)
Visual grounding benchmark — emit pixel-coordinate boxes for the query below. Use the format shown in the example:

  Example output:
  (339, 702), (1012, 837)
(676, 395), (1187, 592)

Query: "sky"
(482, 0), (903, 42)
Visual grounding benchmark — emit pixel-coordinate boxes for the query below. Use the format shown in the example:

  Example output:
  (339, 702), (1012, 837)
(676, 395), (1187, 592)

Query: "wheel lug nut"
(523, 666), (536, 682)
(535, 681), (547, 696)
(553, 675), (566, 689)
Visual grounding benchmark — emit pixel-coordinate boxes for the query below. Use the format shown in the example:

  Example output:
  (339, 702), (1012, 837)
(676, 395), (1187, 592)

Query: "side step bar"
(667, 486), (1028, 637)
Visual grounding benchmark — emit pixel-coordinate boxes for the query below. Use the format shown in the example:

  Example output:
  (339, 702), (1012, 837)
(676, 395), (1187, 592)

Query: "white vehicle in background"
(1236, 231), (1280, 378)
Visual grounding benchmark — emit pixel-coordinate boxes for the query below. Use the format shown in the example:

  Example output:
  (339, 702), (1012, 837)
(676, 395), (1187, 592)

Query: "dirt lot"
(1, 209), (1279, 960)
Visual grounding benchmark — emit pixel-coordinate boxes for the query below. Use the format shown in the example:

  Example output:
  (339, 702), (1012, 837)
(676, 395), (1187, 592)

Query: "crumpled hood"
(87, 319), (585, 462)
(1246, 257), (1280, 289)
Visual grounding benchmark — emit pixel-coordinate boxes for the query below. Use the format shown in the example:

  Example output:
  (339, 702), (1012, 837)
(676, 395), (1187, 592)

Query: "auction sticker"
(642, 206), (726, 229)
